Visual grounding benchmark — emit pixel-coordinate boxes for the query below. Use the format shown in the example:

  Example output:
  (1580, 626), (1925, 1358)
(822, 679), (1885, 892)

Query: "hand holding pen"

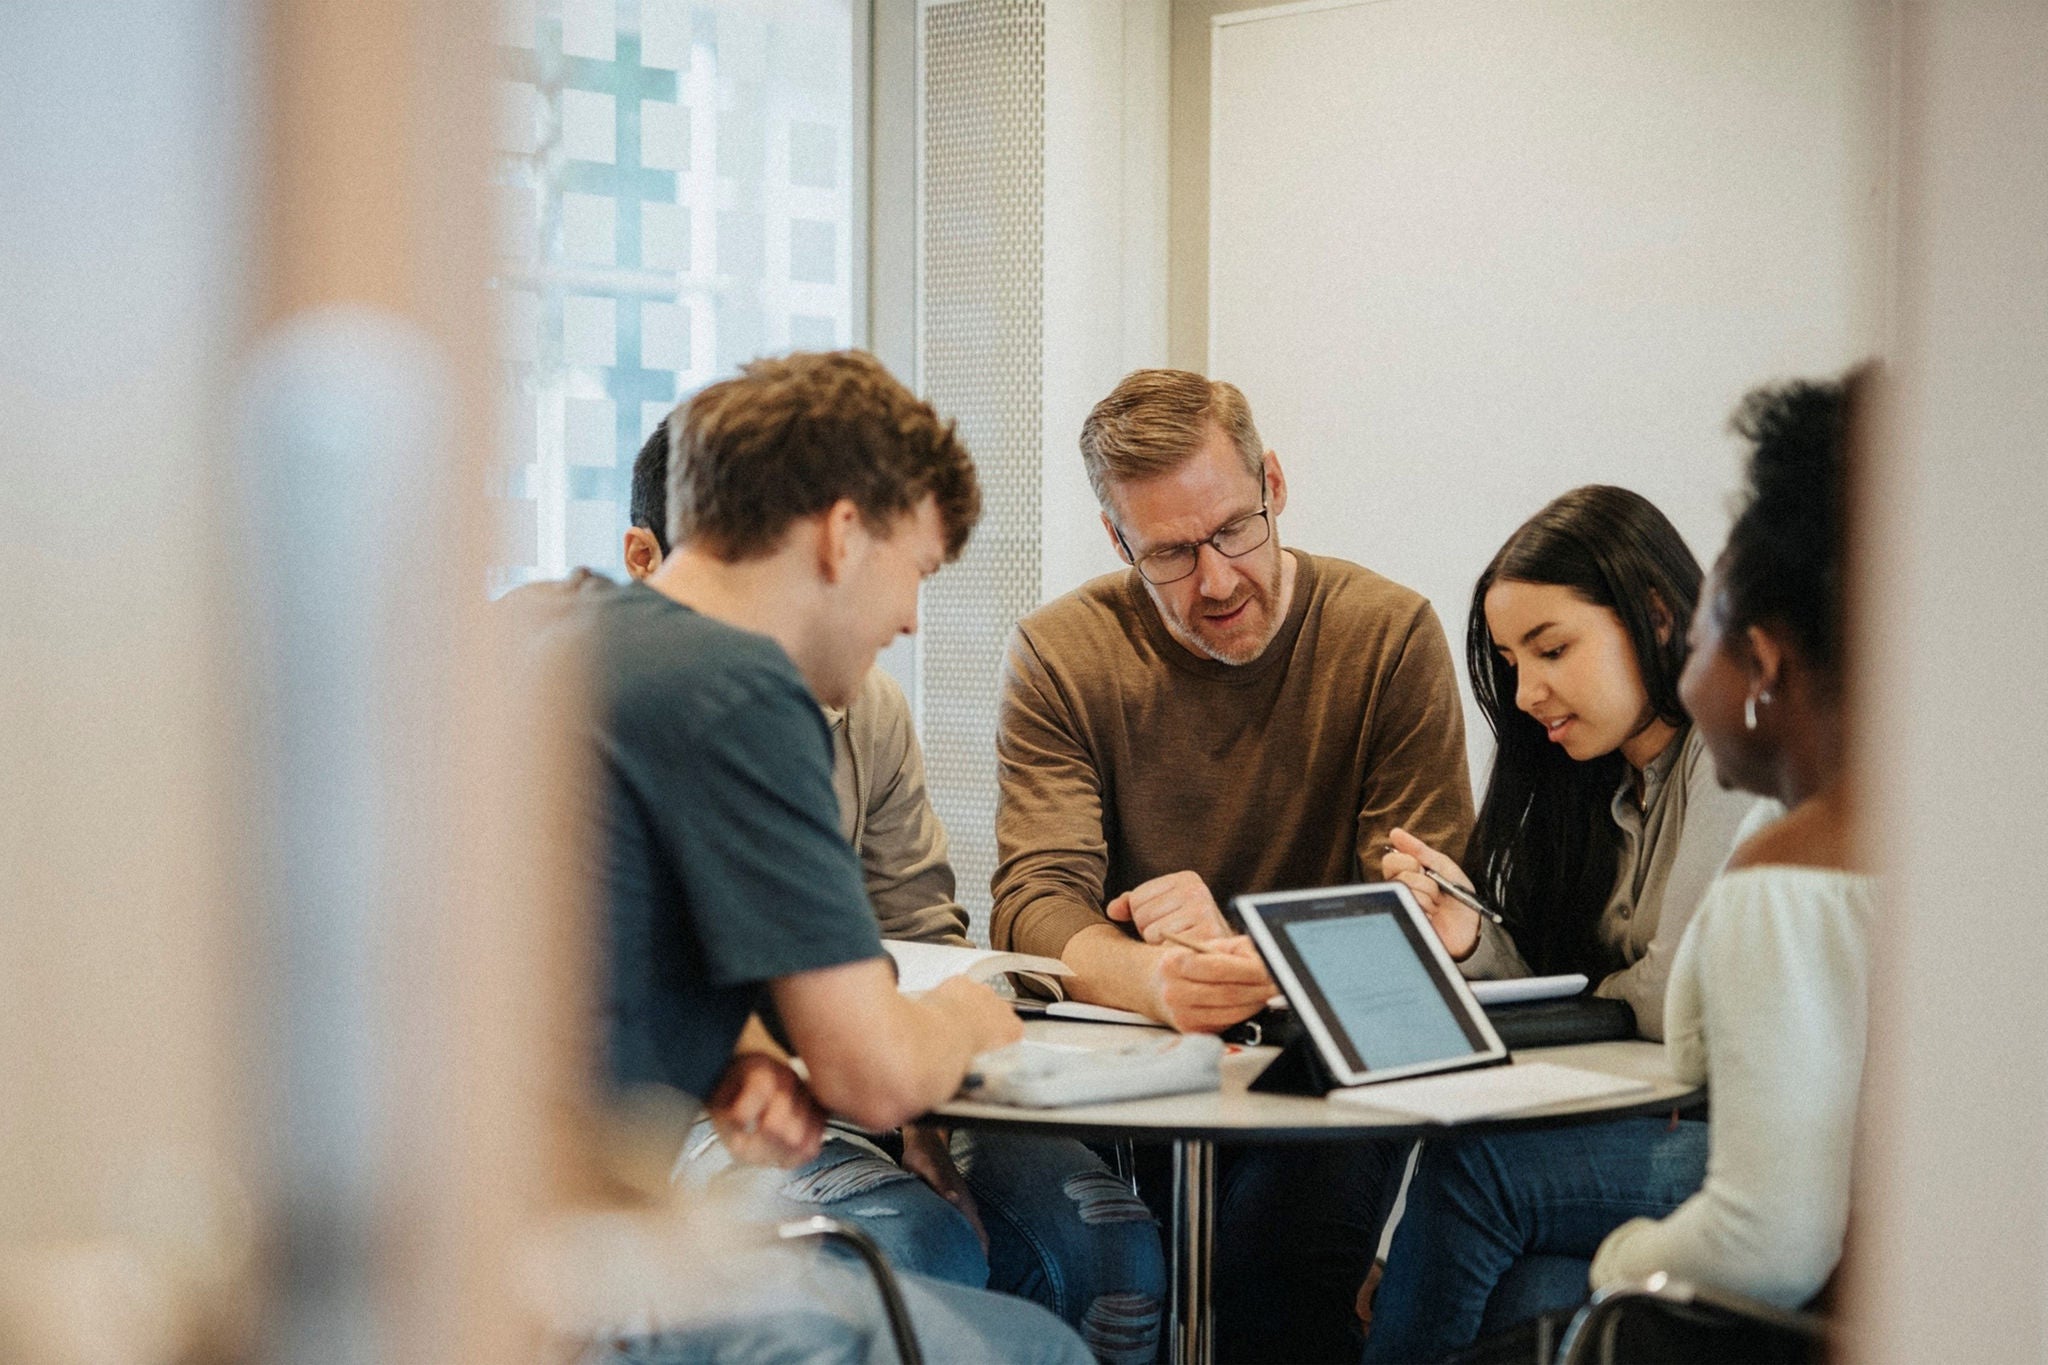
(1380, 827), (1500, 962)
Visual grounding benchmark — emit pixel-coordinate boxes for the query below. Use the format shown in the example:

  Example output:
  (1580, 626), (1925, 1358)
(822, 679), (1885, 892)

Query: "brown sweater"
(992, 551), (1475, 959)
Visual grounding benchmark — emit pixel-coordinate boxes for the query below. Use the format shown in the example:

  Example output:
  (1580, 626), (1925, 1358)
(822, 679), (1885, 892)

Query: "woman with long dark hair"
(1383, 485), (1760, 1037)
(1362, 371), (1874, 1362)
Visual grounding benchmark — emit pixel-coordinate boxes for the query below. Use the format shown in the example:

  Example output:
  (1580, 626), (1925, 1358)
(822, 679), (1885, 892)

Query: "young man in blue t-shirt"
(587, 350), (1087, 1363)
(621, 418), (1165, 1362)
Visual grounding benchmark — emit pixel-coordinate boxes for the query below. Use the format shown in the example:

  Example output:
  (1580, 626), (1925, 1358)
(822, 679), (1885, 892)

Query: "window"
(492, 0), (860, 590)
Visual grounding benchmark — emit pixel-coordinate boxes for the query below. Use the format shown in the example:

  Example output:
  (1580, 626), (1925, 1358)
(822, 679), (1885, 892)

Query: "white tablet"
(1236, 883), (1509, 1088)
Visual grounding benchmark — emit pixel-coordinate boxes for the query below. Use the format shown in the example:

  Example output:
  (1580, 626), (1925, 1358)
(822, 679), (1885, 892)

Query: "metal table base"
(936, 1031), (1703, 1365)
(1170, 1138), (1217, 1365)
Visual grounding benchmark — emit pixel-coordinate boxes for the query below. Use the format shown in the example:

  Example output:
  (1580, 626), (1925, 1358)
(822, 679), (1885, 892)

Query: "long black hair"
(1465, 486), (1703, 978)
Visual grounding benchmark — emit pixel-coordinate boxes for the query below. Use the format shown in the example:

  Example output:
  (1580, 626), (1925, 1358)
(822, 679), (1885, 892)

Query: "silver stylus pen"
(1420, 867), (1506, 925)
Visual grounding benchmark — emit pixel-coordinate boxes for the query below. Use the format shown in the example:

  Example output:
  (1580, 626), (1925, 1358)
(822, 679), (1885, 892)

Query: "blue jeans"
(1361, 1117), (1709, 1364)
(956, 1130), (1166, 1364)
(590, 1261), (1095, 1365)
(689, 1126), (1165, 1364)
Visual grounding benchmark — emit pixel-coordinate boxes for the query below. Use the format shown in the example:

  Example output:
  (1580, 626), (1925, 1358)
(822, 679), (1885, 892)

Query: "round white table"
(935, 1021), (1703, 1365)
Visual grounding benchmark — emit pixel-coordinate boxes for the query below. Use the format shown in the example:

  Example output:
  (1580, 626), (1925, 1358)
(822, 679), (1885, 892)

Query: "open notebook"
(1325, 1060), (1651, 1123)
(883, 940), (1073, 994)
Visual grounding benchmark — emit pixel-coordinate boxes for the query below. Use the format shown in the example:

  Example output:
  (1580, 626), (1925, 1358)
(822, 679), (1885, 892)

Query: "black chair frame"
(1556, 1273), (1828, 1365)
(776, 1215), (924, 1365)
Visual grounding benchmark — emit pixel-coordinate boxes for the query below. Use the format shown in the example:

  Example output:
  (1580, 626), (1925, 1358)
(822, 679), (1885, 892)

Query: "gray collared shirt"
(1462, 725), (1766, 1039)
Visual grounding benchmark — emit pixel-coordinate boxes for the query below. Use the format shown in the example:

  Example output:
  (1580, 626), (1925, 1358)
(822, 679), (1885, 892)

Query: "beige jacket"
(825, 668), (971, 947)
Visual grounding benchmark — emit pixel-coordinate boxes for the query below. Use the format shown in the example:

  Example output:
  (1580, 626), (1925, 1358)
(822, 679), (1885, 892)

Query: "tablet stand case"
(1246, 1014), (1343, 1096)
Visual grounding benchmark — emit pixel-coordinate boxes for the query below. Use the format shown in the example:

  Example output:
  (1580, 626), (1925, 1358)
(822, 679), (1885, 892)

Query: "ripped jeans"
(682, 1125), (1165, 1365)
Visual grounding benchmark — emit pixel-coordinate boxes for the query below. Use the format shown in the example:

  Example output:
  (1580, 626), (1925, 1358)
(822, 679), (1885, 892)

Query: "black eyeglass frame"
(1110, 501), (1273, 585)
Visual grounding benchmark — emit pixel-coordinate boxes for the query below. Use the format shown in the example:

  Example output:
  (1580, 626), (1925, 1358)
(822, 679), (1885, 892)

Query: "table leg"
(1170, 1137), (1216, 1365)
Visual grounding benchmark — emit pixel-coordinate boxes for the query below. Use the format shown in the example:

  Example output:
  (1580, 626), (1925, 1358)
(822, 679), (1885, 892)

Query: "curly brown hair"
(666, 350), (981, 561)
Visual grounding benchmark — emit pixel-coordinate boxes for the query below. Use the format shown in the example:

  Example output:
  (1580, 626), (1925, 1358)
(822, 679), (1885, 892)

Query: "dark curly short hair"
(1719, 366), (1865, 680)
(666, 350), (980, 562)
(630, 417), (670, 554)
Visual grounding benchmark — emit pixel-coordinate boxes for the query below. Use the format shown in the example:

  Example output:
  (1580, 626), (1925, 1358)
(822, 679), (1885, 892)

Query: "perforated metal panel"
(919, 0), (1044, 944)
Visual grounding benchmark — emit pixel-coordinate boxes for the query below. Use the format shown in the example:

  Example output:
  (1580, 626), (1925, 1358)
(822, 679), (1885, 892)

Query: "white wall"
(0, 0), (252, 1291)
(1847, 4), (2048, 1358)
(1040, 0), (1170, 603)
(1206, 0), (1888, 782)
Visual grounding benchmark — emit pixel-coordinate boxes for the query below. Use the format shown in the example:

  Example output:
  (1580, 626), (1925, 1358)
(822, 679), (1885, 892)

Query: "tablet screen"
(1240, 885), (1503, 1085)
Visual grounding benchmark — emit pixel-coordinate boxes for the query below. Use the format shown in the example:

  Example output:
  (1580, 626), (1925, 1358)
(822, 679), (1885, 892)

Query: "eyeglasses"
(1111, 503), (1272, 585)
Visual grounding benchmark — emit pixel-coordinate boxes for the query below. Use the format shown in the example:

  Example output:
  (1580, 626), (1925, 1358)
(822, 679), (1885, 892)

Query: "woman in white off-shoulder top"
(1364, 369), (1872, 1363)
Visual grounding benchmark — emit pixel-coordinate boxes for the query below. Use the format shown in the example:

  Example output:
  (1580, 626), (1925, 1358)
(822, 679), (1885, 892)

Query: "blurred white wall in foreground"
(0, 2), (255, 1357)
(1848, 4), (2048, 1361)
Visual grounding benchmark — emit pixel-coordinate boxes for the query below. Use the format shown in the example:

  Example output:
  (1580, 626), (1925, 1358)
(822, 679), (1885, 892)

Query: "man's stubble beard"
(1158, 547), (1285, 667)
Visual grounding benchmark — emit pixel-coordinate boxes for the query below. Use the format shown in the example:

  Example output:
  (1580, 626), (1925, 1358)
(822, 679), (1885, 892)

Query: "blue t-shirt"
(589, 582), (883, 1100)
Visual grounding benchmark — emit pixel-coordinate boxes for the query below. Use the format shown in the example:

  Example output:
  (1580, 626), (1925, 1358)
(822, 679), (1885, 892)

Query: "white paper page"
(1043, 1001), (1167, 1027)
(883, 940), (1073, 994)
(1468, 974), (1590, 1006)
(1326, 1061), (1652, 1123)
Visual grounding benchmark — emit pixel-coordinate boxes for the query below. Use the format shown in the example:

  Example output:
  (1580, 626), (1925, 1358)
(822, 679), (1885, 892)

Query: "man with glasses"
(990, 368), (1474, 1363)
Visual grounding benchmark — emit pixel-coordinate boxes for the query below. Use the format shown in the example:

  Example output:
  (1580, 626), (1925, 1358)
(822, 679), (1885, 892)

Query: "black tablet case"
(1484, 995), (1635, 1050)
(1246, 1021), (1341, 1095)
